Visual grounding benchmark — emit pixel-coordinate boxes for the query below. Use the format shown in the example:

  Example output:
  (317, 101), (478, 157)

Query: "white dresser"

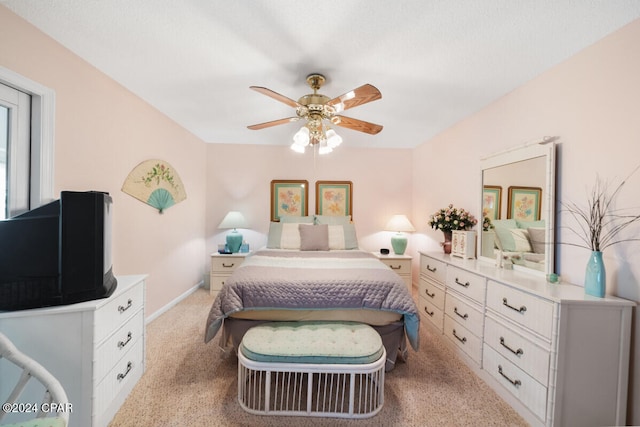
(0, 275), (146, 427)
(419, 252), (634, 427)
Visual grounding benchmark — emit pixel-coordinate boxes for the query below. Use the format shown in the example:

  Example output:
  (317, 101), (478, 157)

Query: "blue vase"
(584, 251), (606, 298)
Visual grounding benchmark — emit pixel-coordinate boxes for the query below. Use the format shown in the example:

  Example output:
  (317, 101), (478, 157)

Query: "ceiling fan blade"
(333, 115), (383, 135)
(247, 117), (300, 130)
(249, 86), (301, 108)
(327, 84), (382, 112)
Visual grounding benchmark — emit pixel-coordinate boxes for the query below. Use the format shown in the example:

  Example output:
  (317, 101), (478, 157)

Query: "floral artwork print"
(322, 189), (346, 215)
(270, 180), (308, 221)
(507, 187), (541, 221)
(122, 159), (187, 213)
(279, 189), (302, 215)
(315, 181), (352, 218)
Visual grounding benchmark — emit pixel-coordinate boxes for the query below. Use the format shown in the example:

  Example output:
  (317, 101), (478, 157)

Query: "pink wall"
(205, 143), (414, 259)
(0, 7), (208, 317)
(412, 19), (640, 423)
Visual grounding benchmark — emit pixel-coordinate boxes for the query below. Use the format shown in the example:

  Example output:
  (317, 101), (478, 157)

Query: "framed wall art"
(315, 181), (353, 218)
(270, 179), (309, 222)
(482, 185), (502, 220)
(507, 186), (542, 221)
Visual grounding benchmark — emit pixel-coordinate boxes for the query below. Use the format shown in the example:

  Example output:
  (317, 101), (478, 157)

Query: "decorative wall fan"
(247, 73), (382, 154)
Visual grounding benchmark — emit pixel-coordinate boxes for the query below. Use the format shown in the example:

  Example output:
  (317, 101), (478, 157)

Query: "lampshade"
(385, 215), (416, 233)
(385, 214), (415, 255)
(218, 211), (248, 253)
(218, 211), (248, 229)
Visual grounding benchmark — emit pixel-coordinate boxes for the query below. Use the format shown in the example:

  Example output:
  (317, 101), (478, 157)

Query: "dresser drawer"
(444, 315), (482, 364)
(211, 256), (243, 273)
(446, 266), (486, 304)
(418, 277), (445, 310)
(484, 315), (550, 386)
(95, 337), (144, 418)
(419, 298), (444, 331)
(420, 255), (446, 283)
(486, 280), (554, 340)
(95, 280), (144, 343)
(95, 309), (144, 382)
(444, 292), (484, 338)
(483, 343), (547, 422)
(379, 258), (411, 275)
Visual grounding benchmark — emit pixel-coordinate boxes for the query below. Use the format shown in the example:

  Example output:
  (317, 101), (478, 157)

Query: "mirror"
(478, 138), (557, 276)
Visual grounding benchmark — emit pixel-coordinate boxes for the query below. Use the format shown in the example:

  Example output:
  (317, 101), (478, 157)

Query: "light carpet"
(109, 288), (528, 427)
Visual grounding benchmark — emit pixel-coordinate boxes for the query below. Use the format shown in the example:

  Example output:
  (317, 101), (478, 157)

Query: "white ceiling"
(3, 1), (640, 149)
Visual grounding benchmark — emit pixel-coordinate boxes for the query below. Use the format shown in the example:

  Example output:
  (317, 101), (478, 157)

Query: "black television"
(0, 191), (117, 311)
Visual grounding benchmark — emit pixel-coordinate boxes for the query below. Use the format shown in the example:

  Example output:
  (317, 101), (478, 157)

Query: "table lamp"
(385, 214), (416, 255)
(218, 211), (248, 253)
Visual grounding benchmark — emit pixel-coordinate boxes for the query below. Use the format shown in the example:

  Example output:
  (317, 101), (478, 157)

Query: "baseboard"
(146, 280), (204, 324)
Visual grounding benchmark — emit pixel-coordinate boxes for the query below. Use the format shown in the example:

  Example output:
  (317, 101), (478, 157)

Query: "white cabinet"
(0, 275), (146, 427)
(373, 252), (412, 291)
(418, 256), (446, 331)
(210, 252), (251, 297)
(419, 252), (634, 427)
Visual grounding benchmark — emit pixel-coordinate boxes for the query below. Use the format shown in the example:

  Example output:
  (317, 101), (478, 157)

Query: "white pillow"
(510, 228), (532, 253)
(328, 224), (359, 250)
(280, 223), (301, 249)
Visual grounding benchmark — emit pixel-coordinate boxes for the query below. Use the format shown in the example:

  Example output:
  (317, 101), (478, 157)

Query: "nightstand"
(210, 252), (251, 296)
(373, 252), (413, 291)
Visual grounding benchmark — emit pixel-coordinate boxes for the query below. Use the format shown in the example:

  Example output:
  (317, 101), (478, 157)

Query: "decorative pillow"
(266, 222), (301, 249)
(299, 224), (329, 251)
(492, 219), (518, 229)
(328, 224), (359, 250)
(516, 219), (545, 229)
(280, 215), (315, 224)
(510, 228), (533, 252)
(527, 227), (546, 254)
(493, 227), (515, 251)
(315, 215), (351, 225)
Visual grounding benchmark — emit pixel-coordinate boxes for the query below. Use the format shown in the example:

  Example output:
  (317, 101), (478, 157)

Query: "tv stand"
(0, 275), (146, 427)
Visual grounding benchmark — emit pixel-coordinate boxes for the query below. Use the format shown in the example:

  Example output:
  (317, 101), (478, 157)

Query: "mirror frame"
(478, 138), (557, 277)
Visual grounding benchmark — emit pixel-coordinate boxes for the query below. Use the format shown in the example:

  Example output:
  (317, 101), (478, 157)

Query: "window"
(0, 67), (55, 219)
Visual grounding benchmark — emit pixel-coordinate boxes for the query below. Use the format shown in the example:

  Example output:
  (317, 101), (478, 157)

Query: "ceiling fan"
(247, 73), (383, 153)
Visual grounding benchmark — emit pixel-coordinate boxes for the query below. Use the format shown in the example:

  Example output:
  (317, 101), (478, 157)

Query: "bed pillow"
(491, 219), (518, 251)
(299, 224), (330, 251)
(266, 222), (301, 249)
(527, 227), (546, 254)
(280, 215), (315, 224)
(516, 219), (545, 229)
(328, 224), (359, 250)
(315, 215), (351, 225)
(510, 228), (533, 252)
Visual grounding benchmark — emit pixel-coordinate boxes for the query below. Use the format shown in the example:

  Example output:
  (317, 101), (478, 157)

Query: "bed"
(204, 221), (420, 371)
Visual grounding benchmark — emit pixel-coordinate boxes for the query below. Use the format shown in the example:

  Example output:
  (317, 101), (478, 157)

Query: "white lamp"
(218, 211), (248, 253)
(385, 214), (416, 255)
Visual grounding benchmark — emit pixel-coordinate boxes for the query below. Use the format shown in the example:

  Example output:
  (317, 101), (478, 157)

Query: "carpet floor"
(109, 288), (528, 427)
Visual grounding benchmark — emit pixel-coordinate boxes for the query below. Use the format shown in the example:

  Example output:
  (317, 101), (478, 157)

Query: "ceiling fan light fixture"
(318, 140), (333, 155)
(293, 126), (310, 147)
(326, 129), (342, 148)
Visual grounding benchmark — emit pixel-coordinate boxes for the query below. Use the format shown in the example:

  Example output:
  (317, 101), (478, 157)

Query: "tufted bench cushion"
(239, 321), (383, 365)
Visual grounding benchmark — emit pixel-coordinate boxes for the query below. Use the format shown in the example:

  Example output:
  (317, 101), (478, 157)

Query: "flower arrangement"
(429, 204), (478, 232)
(562, 165), (640, 252)
(482, 216), (494, 232)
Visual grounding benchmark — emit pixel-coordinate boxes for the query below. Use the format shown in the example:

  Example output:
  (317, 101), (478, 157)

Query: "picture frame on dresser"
(506, 186), (542, 221)
(315, 181), (353, 218)
(270, 179), (309, 222)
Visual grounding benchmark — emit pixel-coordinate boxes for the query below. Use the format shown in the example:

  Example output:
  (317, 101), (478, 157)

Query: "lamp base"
(391, 234), (407, 255)
(226, 230), (243, 253)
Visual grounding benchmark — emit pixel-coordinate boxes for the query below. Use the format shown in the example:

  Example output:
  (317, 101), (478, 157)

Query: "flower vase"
(442, 231), (452, 254)
(584, 251), (606, 298)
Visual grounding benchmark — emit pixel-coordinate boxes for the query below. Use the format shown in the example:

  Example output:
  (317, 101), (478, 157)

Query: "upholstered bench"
(237, 321), (386, 419)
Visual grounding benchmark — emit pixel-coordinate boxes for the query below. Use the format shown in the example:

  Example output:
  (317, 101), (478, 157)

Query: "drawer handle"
(424, 307), (434, 317)
(425, 289), (436, 298)
(426, 265), (437, 273)
(118, 332), (133, 349)
(500, 337), (524, 357)
(118, 299), (133, 313)
(222, 263), (235, 268)
(452, 329), (467, 344)
(498, 365), (522, 388)
(453, 307), (468, 320)
(389, 264), (401, 270)
(117, 361), (132, 381)
(502, 298), (527, 314)
(455, 278), (470, 288)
